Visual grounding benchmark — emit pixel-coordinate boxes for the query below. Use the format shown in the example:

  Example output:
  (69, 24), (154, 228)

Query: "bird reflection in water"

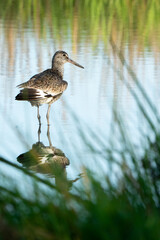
(17, 125), (81, 191)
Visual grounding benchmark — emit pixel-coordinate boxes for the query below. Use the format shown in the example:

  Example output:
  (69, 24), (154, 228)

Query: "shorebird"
(15, 50), (84, 125)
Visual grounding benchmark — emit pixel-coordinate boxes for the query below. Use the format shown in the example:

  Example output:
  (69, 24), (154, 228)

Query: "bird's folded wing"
(16, 69), (66, 96)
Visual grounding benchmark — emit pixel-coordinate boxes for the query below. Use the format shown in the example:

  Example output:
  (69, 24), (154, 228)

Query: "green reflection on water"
(1, 0), (160, 49)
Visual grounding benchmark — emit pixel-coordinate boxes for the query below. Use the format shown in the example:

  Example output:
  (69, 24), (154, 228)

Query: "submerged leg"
(37, 105), (41, 125)
(46, 104), (51, 126)
(38, 123), (41, 142)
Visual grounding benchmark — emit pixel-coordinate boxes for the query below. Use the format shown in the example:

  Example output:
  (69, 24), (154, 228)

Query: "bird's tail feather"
(15, 88), (51, 101)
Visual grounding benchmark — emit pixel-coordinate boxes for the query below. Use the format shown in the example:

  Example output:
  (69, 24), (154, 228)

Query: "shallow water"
(1, 1), (160, 186)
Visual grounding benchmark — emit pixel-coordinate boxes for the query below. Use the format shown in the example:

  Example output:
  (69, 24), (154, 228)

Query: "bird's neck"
(52, 62), (64, 78)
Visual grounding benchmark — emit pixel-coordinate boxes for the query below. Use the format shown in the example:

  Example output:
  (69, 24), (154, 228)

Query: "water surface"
(0, 1), (160, 186)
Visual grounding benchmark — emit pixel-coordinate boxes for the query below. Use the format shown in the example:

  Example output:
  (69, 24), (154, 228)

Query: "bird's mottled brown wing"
(17, 69), (68, 96)
(17, 71), (44, 88)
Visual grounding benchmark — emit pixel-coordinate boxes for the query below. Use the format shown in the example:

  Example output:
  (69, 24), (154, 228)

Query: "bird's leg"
(47, 124), (52, 147)
(46, 104), (51, 126)
(38, 123), (41, 142)
(37, 105), (41, 125)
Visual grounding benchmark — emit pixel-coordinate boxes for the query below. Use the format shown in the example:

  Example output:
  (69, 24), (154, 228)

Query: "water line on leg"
(37, 105), (41, 125)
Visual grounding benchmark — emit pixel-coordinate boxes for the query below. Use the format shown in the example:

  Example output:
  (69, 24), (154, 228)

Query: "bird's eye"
(63, 54), (66, 56)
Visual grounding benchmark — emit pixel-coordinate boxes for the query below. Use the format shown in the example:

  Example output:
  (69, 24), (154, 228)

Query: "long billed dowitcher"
(15, 50), (84, 125)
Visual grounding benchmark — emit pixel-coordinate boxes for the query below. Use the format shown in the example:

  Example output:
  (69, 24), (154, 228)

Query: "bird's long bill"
(67, 58), (84, 69)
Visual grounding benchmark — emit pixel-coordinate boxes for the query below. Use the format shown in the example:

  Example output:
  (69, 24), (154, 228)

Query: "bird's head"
(52, 51), (84, 69)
